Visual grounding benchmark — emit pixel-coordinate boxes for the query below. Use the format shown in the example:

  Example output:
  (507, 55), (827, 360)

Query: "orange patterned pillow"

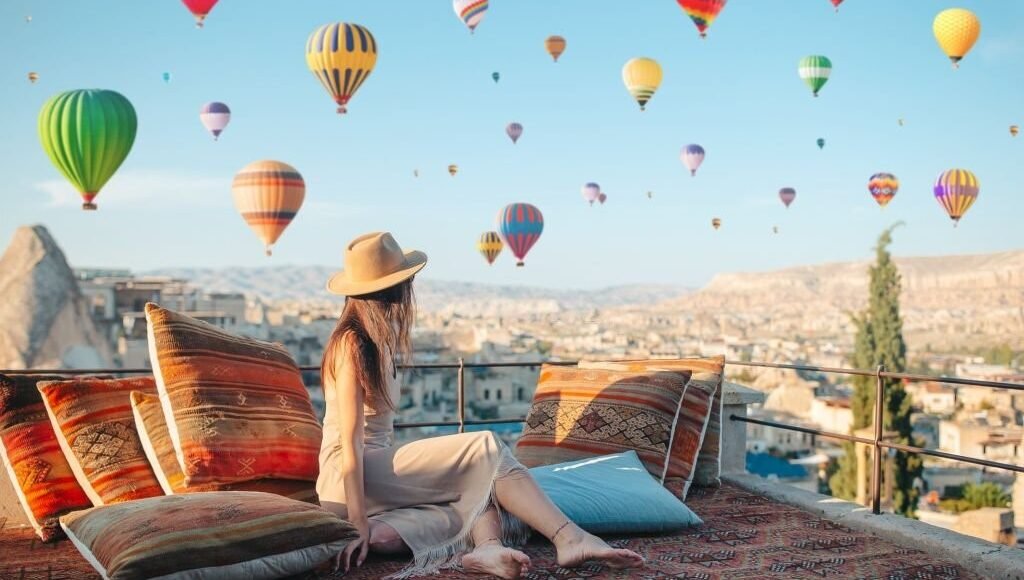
(145, 303), (322, 487)
(37, 376), (164, 505)
(131, 391), (317, 503)
(515, 365), (693, 483)
(0, 373), (93, 541)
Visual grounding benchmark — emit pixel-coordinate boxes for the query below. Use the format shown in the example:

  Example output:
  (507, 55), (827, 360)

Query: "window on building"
(517, 387), (525, 401)
(484, 389), (490, 401)
(496, 390), (502, 401)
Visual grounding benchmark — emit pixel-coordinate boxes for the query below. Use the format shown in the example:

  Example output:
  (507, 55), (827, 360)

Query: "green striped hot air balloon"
(38, 89), (137, 210)
(798, 55), (832, 97)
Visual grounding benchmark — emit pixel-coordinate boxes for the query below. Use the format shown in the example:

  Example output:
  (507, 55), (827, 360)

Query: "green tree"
(829, 225), (923, 517)
(962, 482), (1011, 509)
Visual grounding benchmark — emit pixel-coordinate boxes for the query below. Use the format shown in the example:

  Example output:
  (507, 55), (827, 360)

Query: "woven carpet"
(0, 483), (984, 579)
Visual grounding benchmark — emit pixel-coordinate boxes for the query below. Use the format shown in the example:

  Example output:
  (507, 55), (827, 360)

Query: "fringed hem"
(385, 441), (531, 579)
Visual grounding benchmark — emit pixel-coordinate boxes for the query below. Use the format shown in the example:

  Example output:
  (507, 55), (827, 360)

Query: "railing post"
(457, 357), (466, 434)
(871, 364), (884, 515)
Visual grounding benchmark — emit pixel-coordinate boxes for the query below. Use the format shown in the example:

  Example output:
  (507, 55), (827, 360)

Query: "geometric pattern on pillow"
(0, 373), (93, 542)
(60, 491), (357, 580)
(36, 376), (164, 506)
(144, 303), (322, 487)
(515, 365), (693, 483)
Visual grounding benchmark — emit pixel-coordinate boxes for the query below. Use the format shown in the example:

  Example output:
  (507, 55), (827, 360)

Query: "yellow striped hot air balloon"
(622, 57), (662, 111)
(477, 231), (503, 265)
(232, 160), (305, 256)
(933, 168), (979, 226)
(933, 8), (980, 69)
(306, 23), (378, 114)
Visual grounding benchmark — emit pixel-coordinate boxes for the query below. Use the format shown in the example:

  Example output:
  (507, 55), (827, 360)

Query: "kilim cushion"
(37, 376), (164, 506)
(578, 356), (725, 496)
(0, 373), (93, 542)
(515, 365), (693, 483)
(145, 303), (322, 487)
(60, 491), (357, 580)
(130, 391), (318, 503)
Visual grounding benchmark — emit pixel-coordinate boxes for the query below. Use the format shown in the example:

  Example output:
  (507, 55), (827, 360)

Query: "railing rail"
(6, 357), (1023, 515)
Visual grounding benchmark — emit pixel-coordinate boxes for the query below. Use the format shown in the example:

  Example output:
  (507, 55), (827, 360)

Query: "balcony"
(2, 361), (1023, 579)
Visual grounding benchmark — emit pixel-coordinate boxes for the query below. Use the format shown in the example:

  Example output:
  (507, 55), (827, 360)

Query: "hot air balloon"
(545, 36), (566, 62)
(478, 231), (503, 265)
(816, 138), (825, 150)
(933, 169), (979, 226)
(453, 0), (488, 34)
(779, 187), (796, 208)
(798, 55), (831, 97)
(492, 71), (500, 83)
(162, 72), (172, 84)
(676, 0), (727, 39)
(647, 191), (653, 199)
(25, 15), (31, 23)
(448, 164), (458, 177)
(497, 203), (544, 267)
(773, 226), (780, 235)
(898, 118), (905, 127)
(199, 102), (231, 141)
(306, 23), (378, 114)
(622, 57), (662, 112)
(232, 160), (305, 256)
(712, 217), (721, 230)
(581, 183), (601, 206)
(598, 193), (607, 205)
(413, 169), (420, 178)
(681, 144), (705, 176)
(38, 89), (137, 211)
(181, 0), (218, 28)
(506, 122), (523, 144)
(867, 173), (899, 208)
(27, 72), (38, 84)
(1011, 125), (1019, 137)
(933, 8), (980, 68)
(830, 0), (843, 12)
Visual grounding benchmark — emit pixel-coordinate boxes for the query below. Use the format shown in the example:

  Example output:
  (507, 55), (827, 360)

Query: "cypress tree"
(829, 225), (922, 517)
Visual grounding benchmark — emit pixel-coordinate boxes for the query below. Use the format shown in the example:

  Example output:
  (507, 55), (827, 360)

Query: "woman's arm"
(331, 338), (371, 570)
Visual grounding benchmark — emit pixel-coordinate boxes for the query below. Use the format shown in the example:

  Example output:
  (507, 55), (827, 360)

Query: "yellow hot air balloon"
(448, 164), (458, 177)
(1011, 125), (1020, 137)
(232, 160), (306, 256)
(306, 23), (378, 114)
(622, 57), (662, 112)
(477, 231), (503, 265)
(27, 72), (39, 84)
(545, 35), (566, 62)
(933, 8), (980, 69)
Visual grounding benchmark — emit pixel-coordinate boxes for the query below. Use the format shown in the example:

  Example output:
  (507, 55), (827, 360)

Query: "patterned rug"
(0, 483), (984, 580)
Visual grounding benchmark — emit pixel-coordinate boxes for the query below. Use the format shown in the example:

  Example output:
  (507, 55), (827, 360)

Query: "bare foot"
(462, 544), (531, 579)
(555, 528), (644, 570)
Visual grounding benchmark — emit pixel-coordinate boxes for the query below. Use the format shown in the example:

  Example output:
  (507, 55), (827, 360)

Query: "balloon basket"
(195, 19), (204, 29)
(516, 262), (524, 267)
(81, 202), (97, 211)
(336, 106), (348, 114)
(690, 170), (696, 177)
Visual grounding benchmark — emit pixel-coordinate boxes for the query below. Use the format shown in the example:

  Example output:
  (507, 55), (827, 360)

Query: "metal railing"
(8, 358), (1024, 515)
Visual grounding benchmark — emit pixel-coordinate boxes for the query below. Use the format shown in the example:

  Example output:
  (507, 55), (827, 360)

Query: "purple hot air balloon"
(506, 122), (523, 144)
(598, 192), (607, 205)
(681, 144), (705, 177)
(581, 182), (601, 206)
(779, 187), (796, 208)
(199, 101), (231, 141)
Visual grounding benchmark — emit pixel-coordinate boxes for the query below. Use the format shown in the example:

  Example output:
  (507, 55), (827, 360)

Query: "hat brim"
(326, 250), (428, 297)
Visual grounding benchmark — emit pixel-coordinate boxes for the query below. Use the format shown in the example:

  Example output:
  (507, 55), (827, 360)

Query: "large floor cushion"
(61, 491), (357, 580)
(145, 303), (322, 487)
(0, 373), (93, 541)
(515, 365), (693, 483)
(37, 376), (164, 505)
(531, 451), (702, 534)
(131, 391), (318, 503)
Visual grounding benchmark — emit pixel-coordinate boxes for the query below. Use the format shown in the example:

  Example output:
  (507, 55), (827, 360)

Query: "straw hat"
(326, 232), (427, 296)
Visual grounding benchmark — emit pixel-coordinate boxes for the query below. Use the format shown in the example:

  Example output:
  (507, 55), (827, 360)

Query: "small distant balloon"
(25, 15), (31, 23)
(181, 0), (219, 28)
(545, 36), (566, 62)
(581, 182), (601, 206)
(506, 122), (523, 144)
(1011, 125), (1019, 137)
(453, 0), (488, 34)
(162, 72), (172, 84)
(681, 144), (705, 176)
(898, 118), (905, 127)
(598, 193), (607, 205)
(933, 8), (980, 69)
(413, 169), (419, 178)
(830, 0), (843, 12)
(773, 226), (780, 235)
(448, 164), (458, 177)
(798, 55), (831, 97)
(28, 72), (39, 84)
(867, 172), (899, 208)
(646, 191), (653, 199)
(816, 138), (825, 150)
(934, 169), (979, 226)
(477, 231), (504, 265)
(712, 217), (721, 230)
(622, 57), (662, 111)
(199, 102), (231, 141)
(492, 71), (500, 83)
(779, 187), (796, 208)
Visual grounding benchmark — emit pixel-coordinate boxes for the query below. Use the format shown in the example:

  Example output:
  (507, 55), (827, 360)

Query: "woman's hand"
(331, 520), (370, 574)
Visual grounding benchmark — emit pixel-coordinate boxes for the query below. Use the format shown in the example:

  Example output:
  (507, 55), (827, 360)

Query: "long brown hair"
(321, 278), (415, 412)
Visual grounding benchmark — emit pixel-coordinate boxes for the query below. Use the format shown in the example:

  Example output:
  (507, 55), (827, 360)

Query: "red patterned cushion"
(0, 373), (92, 541)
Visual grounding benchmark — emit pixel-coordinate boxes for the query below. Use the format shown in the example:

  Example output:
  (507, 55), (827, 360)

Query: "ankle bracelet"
(549, 520), (571, 542)
(478, 537), (502, 547)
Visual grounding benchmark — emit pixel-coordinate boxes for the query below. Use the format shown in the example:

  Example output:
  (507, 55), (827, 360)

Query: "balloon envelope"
(867, 172), (899, 208)
(232, 160), (305, 255)
(681, 144), (705, 176)
(492, 71), (500, 83)
(712, 218), (721, 230)
(830, 0), (843, 11)
(1011, 125), (1019, 137)
(28, 72), (38, 83)
(581, 183), (601, 205)
(779, 187), (796, 208)
(162, 72), (172, 84)
(798, 55), (831, 96)
(598, 193), (607, 205)
(816, 138), (825, 149)
(545, 36), (566, 62)
(497, 203), (544, 266)
(38, 89), (137, 210)
(448, 164), (458, 177)
(453, 0), (488, 33)
(477, 231), (503, 265)
(933, 169), (979, 225)
(506, 122), (523, 144)
(676, 0), (728, 39)
(306, 23), (378, 114)
(622, 57), (662, 111)
(933, 8), (980, 68)
(199, 101), (231, 140)
(181, 0), (218, 28)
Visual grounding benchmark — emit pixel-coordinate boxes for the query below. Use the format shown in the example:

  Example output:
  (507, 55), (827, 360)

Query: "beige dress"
(317, 374), (529, 578)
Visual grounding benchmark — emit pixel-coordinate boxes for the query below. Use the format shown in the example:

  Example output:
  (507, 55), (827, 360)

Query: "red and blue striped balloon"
(497, 203), (544, 267)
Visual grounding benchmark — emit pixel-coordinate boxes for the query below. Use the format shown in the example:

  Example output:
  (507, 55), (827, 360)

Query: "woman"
(318, 232), (643, 579)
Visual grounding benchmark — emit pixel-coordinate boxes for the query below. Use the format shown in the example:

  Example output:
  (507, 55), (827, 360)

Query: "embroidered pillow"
(578, 356), (725, 495)
(37, 376), (164, 506)
(130, 391), (317, 503)
(0, 373), (92, 541)
(515, 365), (693, 482)
(145, 303), (322, 487)
(61, 491), (357, 580)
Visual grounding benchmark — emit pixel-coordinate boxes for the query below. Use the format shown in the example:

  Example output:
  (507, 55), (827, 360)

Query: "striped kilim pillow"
(145, 303), (322, 487)
(130, 391), (317, 503)
(0, 373), (93, 542)
(515, 365), (693, 482)
(61, 491), (357, 580)
(37, 376), (164, 505)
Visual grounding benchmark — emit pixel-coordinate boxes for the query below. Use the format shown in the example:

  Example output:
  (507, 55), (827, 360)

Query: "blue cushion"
(529, 451), (703, 535)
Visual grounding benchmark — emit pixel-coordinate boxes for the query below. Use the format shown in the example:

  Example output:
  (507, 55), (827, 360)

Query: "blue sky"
(1, 1), (1021, 289)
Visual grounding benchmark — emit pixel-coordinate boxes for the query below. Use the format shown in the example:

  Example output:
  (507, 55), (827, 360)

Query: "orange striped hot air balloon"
(232, 160), (305, 256)
(545, 35), (566, 62)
